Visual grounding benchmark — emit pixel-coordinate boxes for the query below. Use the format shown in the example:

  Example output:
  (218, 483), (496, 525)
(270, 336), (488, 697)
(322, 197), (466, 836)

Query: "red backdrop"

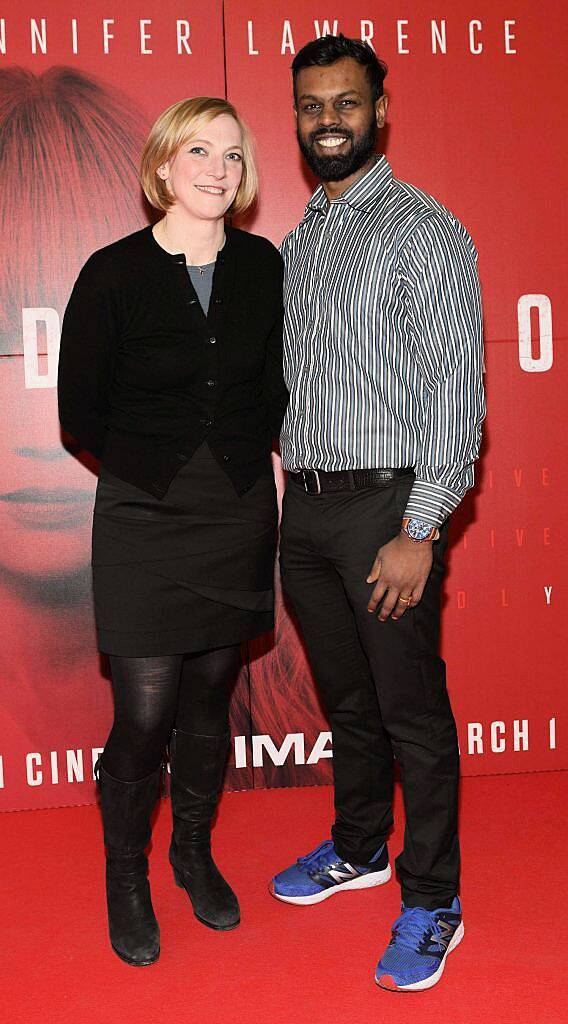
(0, 1), (565, 810)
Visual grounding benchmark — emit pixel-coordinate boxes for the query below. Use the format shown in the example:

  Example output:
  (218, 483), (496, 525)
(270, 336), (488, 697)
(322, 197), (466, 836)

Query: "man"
(270, 34), (485, 993)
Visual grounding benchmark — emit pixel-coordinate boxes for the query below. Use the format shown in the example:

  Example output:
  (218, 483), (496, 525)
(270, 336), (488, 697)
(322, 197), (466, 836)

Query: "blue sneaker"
(375, 897), (464, 992)
(270, 838), (391, 906)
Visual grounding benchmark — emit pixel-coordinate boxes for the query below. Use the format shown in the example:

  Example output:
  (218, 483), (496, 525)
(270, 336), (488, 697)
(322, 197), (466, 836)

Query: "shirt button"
(175, 453), (187, 462)
(206, 379), (216, 387)
(208, 337), (217, 345)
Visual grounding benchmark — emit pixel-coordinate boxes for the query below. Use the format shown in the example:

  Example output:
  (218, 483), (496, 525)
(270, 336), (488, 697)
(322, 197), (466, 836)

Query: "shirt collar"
(305, 154), (393, 216)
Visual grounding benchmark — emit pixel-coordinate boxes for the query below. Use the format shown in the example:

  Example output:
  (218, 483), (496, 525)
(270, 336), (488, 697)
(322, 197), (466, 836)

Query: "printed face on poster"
(0, 1), (566, 809)
(0, 2), (233, 810)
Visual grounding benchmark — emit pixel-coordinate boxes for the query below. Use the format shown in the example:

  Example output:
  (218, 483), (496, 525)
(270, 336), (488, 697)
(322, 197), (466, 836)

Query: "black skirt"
(92, 443), (277, 656)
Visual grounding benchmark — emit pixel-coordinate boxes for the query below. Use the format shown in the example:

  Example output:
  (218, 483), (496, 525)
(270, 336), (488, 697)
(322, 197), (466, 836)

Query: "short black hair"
(292, 34), (388, 105)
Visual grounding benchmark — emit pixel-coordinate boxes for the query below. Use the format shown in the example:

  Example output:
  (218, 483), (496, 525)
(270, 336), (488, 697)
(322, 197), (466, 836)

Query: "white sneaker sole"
(376, 920), (465, 992)
(271, 863), (392, 906)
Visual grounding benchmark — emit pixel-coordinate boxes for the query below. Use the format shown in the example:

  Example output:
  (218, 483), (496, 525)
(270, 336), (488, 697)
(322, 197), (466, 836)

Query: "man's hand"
(366, 532), (434, 621)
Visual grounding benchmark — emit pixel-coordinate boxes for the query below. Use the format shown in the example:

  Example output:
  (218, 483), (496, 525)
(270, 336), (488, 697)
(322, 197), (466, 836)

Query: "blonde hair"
(140, 96), (258, 216)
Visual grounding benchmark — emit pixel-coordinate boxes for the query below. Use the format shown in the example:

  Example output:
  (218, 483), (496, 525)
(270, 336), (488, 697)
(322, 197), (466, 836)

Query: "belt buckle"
(302, 469), (321, 495)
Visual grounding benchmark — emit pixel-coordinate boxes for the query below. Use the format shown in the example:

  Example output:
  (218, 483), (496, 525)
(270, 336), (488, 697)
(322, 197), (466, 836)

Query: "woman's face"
(0, 359), (94, 579)
(159, 114), (244, 222)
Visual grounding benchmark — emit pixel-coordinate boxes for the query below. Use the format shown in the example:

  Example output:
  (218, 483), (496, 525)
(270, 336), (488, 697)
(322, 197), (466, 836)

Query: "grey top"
(187, 261), (216, 315)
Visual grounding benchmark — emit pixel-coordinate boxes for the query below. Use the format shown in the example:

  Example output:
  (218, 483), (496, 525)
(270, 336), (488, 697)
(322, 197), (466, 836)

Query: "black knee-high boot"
(97, 761), (161, 965)
(168, 728), (240, 930)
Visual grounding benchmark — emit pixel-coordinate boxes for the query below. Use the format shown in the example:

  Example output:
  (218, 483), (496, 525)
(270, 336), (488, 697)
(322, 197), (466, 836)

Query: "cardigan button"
(206, 379), (216, 387)
(208, 336), (217, 345)
(204, 420), (212, 428)
(223, 455), (230, 462)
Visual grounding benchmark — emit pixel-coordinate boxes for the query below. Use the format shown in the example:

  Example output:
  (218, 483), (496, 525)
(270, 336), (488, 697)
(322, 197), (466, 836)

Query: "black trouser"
(279, 474), (460, 910)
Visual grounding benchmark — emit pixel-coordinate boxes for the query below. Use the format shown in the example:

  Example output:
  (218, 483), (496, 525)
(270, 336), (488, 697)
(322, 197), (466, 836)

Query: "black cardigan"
(57, 225), (288, 498)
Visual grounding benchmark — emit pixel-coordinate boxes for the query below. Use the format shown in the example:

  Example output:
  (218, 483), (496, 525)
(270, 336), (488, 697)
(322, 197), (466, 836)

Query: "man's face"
(294, 57), (386, 183)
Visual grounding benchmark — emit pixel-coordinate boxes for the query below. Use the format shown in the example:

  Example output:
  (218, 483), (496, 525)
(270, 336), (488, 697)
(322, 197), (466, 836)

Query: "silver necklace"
(190, 259), (216, 277)
(158, 220), (226, 273)
(187, 231), (226, 274)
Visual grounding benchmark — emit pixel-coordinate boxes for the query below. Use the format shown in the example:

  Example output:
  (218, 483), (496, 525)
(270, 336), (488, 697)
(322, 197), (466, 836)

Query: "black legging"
(102, 645), (241, 781)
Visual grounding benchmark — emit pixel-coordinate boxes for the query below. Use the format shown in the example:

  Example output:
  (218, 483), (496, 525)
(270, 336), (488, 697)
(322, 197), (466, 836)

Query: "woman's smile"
(194, 184), (226, 195)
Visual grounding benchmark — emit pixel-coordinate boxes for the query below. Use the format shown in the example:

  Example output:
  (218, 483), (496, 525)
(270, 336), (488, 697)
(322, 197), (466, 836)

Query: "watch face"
(407, 519), (433, 541)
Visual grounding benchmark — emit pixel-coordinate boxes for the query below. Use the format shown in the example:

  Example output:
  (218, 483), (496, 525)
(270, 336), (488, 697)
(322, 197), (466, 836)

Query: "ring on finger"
(398, 595), (412, 605)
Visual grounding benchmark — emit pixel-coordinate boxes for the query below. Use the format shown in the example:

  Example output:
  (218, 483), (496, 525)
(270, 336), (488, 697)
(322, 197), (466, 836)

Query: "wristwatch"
(401, 517), (440, 543)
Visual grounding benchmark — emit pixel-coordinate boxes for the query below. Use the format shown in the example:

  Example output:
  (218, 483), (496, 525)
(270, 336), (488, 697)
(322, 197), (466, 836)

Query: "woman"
(58, 97), (288, 966)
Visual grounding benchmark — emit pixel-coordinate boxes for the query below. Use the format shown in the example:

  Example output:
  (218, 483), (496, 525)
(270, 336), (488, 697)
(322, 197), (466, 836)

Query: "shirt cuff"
(403, 479), (462, 528)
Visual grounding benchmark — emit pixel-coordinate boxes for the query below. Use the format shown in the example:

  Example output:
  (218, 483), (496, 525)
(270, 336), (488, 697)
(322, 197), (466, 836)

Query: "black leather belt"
(289, 468), (413, 495)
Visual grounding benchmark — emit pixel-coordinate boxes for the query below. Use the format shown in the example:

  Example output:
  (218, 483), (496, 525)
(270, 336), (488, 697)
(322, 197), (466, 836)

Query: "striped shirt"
(279, 155), (485, 527)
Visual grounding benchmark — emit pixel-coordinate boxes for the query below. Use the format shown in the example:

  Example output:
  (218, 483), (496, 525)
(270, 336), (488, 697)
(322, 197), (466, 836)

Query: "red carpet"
(1, 773), (567, 1024)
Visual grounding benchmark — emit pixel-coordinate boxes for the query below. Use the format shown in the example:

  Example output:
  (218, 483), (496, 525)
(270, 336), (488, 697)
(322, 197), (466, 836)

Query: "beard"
(297, 115), (378, 182)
